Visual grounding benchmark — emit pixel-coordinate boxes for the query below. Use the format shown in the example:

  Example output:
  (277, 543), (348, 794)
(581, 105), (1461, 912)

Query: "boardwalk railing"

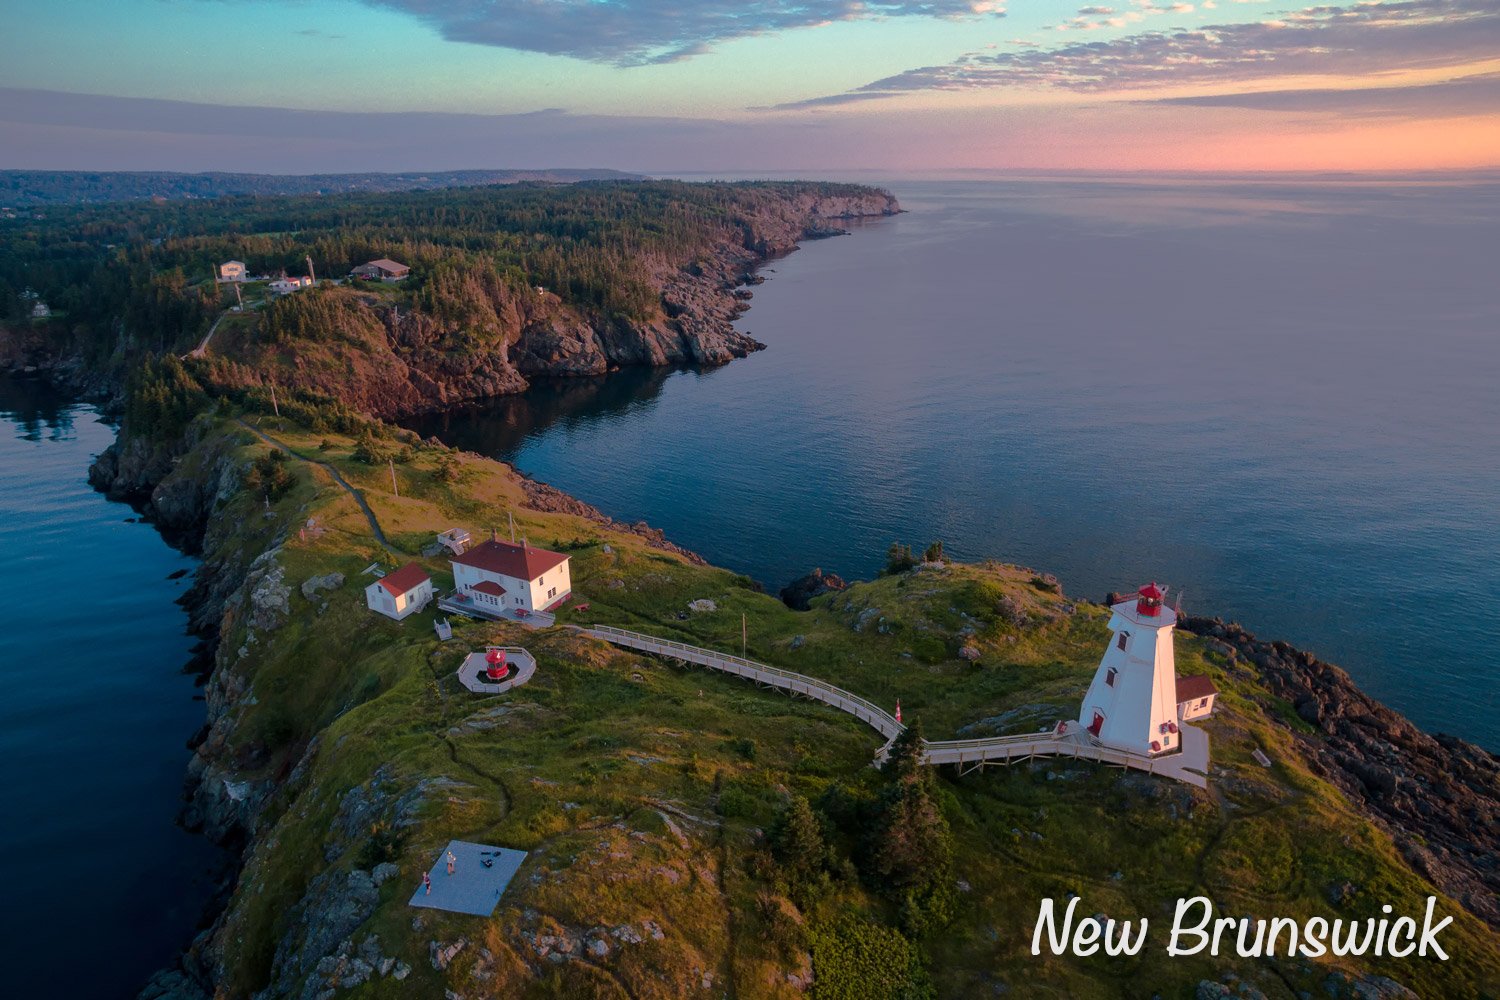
(587, 625), (902, 739)
(585, 625), (1207, 788)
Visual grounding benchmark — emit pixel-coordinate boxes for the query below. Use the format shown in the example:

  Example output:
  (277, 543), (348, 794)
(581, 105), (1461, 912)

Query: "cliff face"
(1183, 616), (1500, 930)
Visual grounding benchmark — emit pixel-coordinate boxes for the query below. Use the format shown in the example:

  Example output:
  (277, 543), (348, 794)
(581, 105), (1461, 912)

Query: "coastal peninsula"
(4, 180), (1497, 999)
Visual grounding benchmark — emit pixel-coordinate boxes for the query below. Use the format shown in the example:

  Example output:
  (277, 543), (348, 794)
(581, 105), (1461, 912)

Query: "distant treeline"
(0, 180), (885, 371)
(0, 168), (643, 207)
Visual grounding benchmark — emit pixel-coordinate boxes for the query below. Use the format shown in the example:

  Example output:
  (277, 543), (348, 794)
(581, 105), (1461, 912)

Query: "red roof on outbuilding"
(452, 539), (569, 582)
(1176, 674), (1219, 702)
(378, 562), (430, 596)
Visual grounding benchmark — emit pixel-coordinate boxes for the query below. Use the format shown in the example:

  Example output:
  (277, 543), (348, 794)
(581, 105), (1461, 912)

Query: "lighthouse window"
(1116, 633), (1128, 651)
(1106, 668), (1117, 687)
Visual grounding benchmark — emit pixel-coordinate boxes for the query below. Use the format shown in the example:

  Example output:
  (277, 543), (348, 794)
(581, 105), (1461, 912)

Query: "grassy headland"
(115, 406), (1499, 1000)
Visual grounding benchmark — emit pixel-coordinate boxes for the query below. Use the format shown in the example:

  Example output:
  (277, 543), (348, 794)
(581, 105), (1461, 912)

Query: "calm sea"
(0, 377), (224, 998)
(410, 177), (1500, 750)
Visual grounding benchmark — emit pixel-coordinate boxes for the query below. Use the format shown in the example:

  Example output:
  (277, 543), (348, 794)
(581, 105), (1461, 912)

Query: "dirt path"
(235, 418), (399, 552)
(187, 311), (228, 359)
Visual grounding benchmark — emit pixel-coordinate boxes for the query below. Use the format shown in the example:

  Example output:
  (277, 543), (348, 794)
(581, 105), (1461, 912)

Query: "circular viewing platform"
(457, 647), (538, 695)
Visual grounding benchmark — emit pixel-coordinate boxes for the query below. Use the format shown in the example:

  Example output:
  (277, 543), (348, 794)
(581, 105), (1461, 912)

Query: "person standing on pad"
(422, 872), (431, 895)
(447, 850), (456, 876)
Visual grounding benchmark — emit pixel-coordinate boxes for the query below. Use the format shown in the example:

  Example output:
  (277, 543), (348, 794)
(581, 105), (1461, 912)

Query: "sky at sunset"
(2, 0), (1497, 173)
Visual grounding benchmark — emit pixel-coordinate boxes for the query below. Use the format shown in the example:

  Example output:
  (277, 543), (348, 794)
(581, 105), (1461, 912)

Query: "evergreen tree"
(769, 795), (827, 896)
(867, 719), (956, 936)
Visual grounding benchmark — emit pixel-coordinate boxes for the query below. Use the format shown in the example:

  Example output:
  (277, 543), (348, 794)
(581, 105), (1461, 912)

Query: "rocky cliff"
(1182, 616), (1499, 930)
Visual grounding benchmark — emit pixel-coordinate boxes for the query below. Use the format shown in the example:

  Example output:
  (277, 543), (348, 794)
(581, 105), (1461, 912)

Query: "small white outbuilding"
(1176, 675), (1219, 722)
(365, 562), (433, 621)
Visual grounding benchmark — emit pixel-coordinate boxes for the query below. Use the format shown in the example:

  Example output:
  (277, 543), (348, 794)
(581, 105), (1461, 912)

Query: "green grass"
(172, 413), (1500, 1000)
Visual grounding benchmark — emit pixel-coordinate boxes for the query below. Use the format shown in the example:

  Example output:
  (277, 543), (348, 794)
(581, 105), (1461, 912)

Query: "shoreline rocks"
(1182, 615), (1500, 930)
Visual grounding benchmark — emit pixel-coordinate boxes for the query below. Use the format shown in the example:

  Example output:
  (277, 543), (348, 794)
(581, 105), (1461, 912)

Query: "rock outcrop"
(779, 567), (848, 610)
(1182, 616), (1500, 929)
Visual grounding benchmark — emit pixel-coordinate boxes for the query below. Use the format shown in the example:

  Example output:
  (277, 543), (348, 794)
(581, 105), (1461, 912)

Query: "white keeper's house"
(365, 562), (433, 621)
(450, 537), (572, 614)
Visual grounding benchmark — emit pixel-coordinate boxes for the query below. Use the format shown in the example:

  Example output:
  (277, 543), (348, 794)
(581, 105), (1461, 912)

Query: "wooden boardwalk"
(586, 625), (1208, 788)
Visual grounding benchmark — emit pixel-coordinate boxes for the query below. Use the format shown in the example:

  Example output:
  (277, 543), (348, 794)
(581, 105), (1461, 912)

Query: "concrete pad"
(408, 840), (527, 917)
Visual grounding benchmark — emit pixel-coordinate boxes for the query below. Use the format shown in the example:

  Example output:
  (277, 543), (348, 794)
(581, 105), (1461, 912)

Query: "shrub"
(922, 541), (944, 563)
(244, 449), (295, 502)
(808, 915), (933, 1000)
(432, 451), (460, 482)
(351, 430), (391, 465)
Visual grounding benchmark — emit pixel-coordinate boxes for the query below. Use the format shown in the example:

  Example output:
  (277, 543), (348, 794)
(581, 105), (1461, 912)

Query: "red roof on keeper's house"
(471, 580), (507, 597)
(379, 562), (431, 596)
(1176, 674), (1219, 703)
(452, 539), (569, 582)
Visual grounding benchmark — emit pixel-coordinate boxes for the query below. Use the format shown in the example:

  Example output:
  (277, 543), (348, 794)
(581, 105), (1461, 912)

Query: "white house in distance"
(218, 260), (248, 283)
(450, 537), (571, 614)
(269, 275), (313, 295)
(353, 258), (410, 282)
(365, 562), (433, 621)
(1176, 674), (1219, 722)
(1079, 583), (1185, 756)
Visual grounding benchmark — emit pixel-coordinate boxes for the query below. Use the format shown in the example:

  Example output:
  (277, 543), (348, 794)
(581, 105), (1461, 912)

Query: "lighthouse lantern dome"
(1136, 582), (1164, 617)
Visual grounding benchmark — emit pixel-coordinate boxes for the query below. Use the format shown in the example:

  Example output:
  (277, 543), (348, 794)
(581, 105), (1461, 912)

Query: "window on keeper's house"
(1199, 698), (1208, 708)
(1116, 633), (1128, 651)
(1106, 668), (1116, 687)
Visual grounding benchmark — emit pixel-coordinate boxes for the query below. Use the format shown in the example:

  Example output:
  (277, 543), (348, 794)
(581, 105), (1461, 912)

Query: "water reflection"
(0, 374), (79, 442)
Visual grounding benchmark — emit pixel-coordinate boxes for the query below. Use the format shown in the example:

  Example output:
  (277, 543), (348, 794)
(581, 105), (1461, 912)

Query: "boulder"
(300, 573), (344, 601)
(779, 568), (848, 610)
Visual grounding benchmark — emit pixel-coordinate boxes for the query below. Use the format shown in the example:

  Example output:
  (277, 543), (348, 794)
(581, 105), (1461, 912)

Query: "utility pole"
(742, 612), (747, 659)
(306, 255), (317, 285)
(509, 511), (515, 543)
(233, 282), (243, 311)
(389, 458), (398, 497)
(270, 382), (279, 417)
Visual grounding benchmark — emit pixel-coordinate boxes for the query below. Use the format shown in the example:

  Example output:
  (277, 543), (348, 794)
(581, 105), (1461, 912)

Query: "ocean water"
(0, 377), (224, 998)
(410, 177), (1500, 751)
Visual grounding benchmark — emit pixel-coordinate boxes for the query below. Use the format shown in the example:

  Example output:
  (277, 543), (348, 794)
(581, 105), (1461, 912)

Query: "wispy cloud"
(1147, 71), (1500, 117)
(778, 0), (1500, 106)
(359, 1), (1007, 66)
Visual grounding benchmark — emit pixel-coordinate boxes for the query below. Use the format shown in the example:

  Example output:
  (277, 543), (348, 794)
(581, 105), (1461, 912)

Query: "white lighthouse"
(1079, 583), (1182, 756)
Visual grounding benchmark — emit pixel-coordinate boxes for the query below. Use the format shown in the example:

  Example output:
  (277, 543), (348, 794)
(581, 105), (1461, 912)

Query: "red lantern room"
(1136, 582), (1164, 617)
(485, 647), (509, 681)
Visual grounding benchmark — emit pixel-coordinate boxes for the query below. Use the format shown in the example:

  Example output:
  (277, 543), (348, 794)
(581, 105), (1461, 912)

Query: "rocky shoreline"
(1182, 616), (1499, 930)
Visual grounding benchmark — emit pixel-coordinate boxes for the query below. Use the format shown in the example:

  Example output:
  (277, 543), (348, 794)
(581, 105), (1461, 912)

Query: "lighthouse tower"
(1079, 583), (1181, 756)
